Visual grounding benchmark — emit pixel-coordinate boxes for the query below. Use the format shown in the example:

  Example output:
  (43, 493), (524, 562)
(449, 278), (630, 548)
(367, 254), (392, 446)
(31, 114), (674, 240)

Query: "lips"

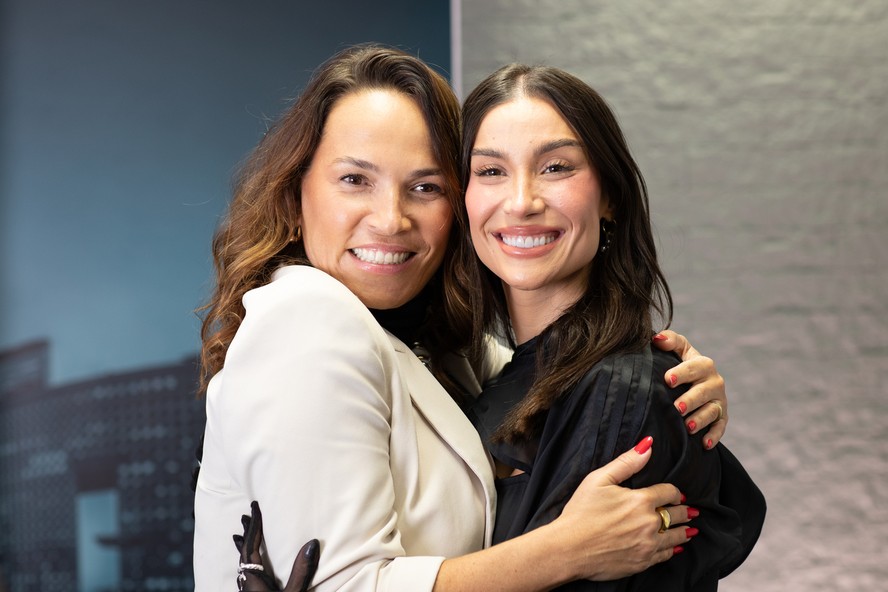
(499, 232), (558, 249)
(350, 247), (412, 265)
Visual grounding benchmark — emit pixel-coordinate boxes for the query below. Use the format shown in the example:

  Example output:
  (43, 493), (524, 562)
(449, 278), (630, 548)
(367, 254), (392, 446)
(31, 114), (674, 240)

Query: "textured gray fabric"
(460, 2), (888, 589)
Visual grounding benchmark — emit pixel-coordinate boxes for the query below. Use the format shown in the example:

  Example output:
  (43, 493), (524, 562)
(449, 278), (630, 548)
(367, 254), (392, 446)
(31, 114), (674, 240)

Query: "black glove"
(232, 500), (319, 592)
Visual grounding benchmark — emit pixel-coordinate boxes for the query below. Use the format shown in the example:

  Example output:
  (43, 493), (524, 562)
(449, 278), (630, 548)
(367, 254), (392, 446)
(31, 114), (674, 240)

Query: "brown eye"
(543, 163), (572, 174)
(341, 174), (366, 185)
(475, 166), (503, 177)
(413, 183), (443, 194)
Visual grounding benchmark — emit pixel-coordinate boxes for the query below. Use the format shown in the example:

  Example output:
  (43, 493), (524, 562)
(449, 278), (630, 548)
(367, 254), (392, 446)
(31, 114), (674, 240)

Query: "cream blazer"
(193, 266), (499, 591)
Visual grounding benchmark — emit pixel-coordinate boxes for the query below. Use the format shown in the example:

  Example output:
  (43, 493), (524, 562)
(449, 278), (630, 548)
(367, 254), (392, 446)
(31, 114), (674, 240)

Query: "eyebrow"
(333, 156), (379, 172)
(535, 138), (582, 156)
(333, 157), (442, 178)
(471, 138), (582, 160)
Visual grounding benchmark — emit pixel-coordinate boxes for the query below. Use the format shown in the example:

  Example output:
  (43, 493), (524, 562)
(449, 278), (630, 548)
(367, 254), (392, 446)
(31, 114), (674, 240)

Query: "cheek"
(421, 202), (455, 253)
(464, 184), (491, 229)
(301, 204), (350, 264)
(560, 182), (603, 229)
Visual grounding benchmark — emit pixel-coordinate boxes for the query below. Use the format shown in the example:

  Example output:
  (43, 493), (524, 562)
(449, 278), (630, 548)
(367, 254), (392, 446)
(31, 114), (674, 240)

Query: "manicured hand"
(653, 330), (728, 448)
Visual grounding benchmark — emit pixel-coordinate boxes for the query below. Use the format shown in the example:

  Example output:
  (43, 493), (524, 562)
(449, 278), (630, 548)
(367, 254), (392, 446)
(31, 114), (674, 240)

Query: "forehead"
(325, 89), (425, 135)
(314, 89), (435, 161)
(475, 96), (577, 143)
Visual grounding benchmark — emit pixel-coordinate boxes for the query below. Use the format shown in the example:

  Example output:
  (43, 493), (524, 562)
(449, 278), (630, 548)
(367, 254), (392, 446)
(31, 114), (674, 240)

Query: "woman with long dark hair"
(457, 64), (766, 590)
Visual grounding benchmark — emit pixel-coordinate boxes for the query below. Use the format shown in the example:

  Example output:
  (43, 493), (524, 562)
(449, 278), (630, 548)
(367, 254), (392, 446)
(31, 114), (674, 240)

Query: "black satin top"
(466, 340), (766, 591)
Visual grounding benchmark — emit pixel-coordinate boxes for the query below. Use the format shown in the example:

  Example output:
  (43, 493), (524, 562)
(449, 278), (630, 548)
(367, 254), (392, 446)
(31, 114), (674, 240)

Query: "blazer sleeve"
(211, 268), (445, 591)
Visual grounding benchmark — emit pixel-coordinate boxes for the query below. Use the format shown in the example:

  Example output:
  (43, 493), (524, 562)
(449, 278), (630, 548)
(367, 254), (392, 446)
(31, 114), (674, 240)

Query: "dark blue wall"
(0, 0), (451, 385)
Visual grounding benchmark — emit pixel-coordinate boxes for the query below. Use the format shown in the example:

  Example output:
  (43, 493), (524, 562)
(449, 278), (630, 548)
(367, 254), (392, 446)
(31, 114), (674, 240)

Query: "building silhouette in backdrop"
(0, 340), (204, 591)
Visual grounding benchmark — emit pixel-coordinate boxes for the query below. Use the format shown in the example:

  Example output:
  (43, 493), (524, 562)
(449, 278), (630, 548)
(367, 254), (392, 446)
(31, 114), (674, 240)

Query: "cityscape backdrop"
(1, 1), (450, 590)
(2, 1), (886, 591)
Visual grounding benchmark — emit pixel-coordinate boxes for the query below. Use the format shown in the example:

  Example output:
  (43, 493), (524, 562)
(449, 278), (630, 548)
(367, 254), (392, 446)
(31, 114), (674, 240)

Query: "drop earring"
(599, 219), (616, 253)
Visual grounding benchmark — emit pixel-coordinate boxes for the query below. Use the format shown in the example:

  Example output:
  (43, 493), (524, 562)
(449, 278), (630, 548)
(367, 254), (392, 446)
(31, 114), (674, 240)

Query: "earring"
(599, 219), (616, 253)
(290, 226), (302, 243)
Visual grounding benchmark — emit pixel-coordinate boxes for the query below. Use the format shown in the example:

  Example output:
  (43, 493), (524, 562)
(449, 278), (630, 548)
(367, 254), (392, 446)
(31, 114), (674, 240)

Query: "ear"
(600, 197), (615, 222)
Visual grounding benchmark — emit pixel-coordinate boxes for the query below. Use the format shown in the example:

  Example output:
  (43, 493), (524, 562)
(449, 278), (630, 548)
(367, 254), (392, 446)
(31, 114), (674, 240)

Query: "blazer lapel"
(388, 336), (496, 544)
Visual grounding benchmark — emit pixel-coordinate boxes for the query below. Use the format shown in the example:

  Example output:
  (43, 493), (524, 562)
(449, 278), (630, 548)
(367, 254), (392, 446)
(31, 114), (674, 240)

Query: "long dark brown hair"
(198, 44), (474, 397)
(458, 64), (673, 441)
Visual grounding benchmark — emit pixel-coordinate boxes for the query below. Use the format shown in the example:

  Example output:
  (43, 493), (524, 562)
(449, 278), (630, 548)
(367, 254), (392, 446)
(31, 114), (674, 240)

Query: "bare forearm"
(433, 440), (691, 591)
(433, 522), (576, 592)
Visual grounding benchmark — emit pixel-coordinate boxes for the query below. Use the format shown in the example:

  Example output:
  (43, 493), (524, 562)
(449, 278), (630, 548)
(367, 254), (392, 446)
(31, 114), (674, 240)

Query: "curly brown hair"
(198, 45), (474, 396)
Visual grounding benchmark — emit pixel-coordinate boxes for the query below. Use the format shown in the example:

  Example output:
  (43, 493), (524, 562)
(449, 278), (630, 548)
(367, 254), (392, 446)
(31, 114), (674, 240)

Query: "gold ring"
(712, 401), (725, 421)
(656, 507), (671, 533)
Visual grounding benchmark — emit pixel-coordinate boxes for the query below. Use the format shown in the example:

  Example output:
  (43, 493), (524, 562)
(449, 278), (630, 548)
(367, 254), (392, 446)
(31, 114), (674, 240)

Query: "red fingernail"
(652, 333), (668, 342)
(670, 374), (678, 387)
(687, 507), (700, 519)
(634, 436), (653, 454)
(680, 493), (686, 504)
(686, 527), (699, 538)
(677, 401), (687, 414)
(706, 439), (713, 449)
(687, 420), (697, 432)
(673, 546), (685, 555)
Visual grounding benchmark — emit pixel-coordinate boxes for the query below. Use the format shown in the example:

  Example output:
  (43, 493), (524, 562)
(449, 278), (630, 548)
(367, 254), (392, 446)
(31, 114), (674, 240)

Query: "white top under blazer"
(193, 265), (501, 591)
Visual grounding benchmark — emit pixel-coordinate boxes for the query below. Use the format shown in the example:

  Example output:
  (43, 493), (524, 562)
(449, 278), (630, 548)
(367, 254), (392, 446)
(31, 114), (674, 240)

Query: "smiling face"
(299, 89), (453, 309)
(465, 96), (612, 319)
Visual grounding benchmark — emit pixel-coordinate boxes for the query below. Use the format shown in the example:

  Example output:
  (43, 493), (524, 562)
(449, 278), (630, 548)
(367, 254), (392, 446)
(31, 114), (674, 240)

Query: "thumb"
(652, 330), (699, 360)
(587, 436), (653, 487)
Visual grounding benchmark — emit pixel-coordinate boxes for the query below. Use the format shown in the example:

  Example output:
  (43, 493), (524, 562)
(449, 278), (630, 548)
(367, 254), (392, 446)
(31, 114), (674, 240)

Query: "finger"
(673, 376), (719, 417)
(586, 437), (655, 487)
(233, 534), (245, 555)
(700, 417), (727, 449)
(651, 330), (700, 360)
(648, 545), (680, 567)
(649, 528), (694, 567)
(661, 505), (694, 527)
(247, 501), (265, 560)
(685, 398), (727, 430)
(284, 539), (320, 592)
(640, 482), (684, 509)
(659, 524), (694, 550)
(664, 356), (715, 393)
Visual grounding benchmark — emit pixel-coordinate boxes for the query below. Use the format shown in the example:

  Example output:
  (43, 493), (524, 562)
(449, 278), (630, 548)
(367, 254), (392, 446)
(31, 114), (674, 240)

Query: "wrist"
(538, 518), (589, 584)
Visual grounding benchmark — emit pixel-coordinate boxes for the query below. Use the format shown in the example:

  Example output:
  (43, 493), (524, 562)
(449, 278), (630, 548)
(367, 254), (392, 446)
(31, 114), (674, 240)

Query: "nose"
(369, 187), (411, 235)
(503, 175), (544, 218)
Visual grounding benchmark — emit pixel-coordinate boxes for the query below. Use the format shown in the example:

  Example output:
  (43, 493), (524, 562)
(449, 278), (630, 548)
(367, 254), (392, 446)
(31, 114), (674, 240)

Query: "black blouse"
(466, 341), (766, 591)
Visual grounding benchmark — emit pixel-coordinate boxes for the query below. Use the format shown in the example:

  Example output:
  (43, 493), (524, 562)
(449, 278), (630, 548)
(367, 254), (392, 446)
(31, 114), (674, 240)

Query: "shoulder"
(575, 345), (687, 404)
(238, 265), (385, 343)
(597, 346), (689, 429)
(245, 265), (369, 317)
(211, 266), (396, 424)
(221, 265), (393, 390)
(548, 346), (687, 457)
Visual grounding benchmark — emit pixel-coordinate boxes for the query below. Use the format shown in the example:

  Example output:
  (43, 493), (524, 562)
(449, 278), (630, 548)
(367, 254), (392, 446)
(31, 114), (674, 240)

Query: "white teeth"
(501, 234), (557, 248)
(351, 248), (410, 265)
